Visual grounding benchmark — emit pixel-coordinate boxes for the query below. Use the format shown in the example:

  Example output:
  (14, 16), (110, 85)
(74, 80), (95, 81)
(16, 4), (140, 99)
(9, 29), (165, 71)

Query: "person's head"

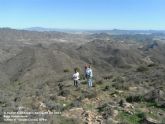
(88, 64), (91, 68)
(84, 64), (88, 69)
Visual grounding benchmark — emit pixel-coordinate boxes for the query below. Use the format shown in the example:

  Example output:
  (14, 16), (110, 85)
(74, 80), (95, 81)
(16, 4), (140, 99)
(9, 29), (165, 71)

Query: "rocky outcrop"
(142, 116), (162, 124)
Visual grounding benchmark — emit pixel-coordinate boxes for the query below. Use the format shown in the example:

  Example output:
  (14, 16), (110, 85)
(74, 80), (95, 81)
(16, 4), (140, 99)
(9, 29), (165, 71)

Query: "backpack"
(86, 68), (92, 78)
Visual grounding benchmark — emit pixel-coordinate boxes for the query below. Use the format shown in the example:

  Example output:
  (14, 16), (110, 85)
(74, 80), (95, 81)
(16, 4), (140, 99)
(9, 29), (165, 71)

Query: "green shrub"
(80, 74), (85, 80)
(74, 67), (80, 72)
(119, 99), (124, 107)
(148, 63), (156, 67)
(136, 66), (148, 72)
(112, 76), (125, 83)
(126, 95), (144, 103)
(119, 112), (143, 124)
(81, 80), (87, 85)
(137, 112), (145, 120)
(119, 64), (132, 69)
(63, 69), (70, 73)
(96, 80), (104, 85)
(103, 75), (113, 80)
(103, 85), (110, 91)
(112, 83), (128, 90)
(81, 90), (97, 99)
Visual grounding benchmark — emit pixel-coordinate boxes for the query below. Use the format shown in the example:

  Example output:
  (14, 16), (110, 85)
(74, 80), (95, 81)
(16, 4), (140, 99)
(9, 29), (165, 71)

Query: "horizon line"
(1, 27), (165, 31)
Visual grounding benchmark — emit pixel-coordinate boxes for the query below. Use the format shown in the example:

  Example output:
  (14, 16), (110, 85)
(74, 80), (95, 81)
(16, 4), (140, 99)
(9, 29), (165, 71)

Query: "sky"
(0, 0), (165, 30)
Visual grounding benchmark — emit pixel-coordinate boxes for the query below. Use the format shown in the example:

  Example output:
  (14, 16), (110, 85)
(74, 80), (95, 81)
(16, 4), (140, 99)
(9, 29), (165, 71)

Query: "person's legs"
(87, 79), (90, 88)
(89, 78), (93, 87)
(76, 80), (78, 88)
(87, 78), (93, 88)
(74, 80), (76, 87)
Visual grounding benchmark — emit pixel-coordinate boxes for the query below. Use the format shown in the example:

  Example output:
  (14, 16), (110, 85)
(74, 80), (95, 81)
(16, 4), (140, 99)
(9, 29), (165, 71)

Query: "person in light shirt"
(85, 64), (93, 88)
(72, 68), (80, 88)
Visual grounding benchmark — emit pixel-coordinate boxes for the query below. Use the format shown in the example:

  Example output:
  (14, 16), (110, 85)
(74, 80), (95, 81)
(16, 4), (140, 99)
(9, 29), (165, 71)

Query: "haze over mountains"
(0, 28), (165, 124)
(25, 27), (165, 34)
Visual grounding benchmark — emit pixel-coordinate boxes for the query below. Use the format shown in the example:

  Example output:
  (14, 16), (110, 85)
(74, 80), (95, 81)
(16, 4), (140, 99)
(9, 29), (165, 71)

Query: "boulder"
(128, 86), (138, 91)
(82, 110), (103, 124)
(62, 107), (84, 119)
(142, 116), (161, 124)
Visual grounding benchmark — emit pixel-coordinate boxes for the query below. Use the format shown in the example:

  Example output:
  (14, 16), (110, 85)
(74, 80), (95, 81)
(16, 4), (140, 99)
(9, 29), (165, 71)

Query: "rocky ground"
(0, 68), (165, 124)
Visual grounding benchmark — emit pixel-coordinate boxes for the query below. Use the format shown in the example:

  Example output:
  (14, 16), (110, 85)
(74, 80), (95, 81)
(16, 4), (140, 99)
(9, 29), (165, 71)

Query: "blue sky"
(0, 0), (165, 30)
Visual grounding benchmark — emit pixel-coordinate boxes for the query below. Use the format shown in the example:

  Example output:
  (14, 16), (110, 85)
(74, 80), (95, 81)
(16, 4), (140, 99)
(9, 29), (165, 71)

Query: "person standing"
(72, 68), (80, 88)
(85, 65), (93, 88)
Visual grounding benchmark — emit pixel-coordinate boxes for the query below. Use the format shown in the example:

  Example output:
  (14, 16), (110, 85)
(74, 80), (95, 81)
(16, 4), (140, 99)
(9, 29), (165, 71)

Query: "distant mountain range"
(24, 27), (165, 34)
(24, 27), (88, 33)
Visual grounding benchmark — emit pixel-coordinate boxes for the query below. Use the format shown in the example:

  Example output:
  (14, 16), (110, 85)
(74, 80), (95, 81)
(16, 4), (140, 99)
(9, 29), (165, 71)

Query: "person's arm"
(73, 74), (75, 79)
(77, 72), (80, 80)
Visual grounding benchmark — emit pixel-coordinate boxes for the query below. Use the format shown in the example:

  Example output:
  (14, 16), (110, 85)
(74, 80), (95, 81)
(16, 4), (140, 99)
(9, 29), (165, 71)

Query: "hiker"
(72, 68), (80, 88)
(85, 64), (93, 88)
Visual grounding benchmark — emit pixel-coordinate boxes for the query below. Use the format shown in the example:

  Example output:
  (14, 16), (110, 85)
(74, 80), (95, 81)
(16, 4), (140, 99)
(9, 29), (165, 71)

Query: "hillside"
(0, 28), (165, 124)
